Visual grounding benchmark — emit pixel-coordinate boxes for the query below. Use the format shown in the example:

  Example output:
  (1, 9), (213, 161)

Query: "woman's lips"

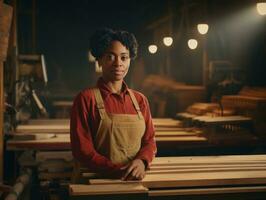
(112, 70), (124, 75)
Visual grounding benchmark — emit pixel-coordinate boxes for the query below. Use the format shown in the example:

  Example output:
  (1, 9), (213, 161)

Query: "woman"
(70, 28), (157, 180)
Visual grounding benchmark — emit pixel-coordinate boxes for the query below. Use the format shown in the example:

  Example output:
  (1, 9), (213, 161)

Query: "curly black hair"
(89, 28), (138, 60)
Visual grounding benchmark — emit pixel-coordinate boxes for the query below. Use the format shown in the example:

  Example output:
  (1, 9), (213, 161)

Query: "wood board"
(88, 155), (266, 188)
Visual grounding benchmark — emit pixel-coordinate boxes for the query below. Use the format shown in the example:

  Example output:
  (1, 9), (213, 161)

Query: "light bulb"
(197, 24), (209, 35)
(188, 39), (198, 50)
(257, 3), (266, 15)
(148, 45), (158, 54)
(163, 37), (173, 46)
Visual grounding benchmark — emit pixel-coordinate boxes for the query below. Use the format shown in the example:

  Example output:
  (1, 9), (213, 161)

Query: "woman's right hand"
(120, 159), (146, 181)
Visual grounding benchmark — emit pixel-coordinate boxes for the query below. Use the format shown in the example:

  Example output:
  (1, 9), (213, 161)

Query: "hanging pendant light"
(197, 24), (209, 35)
(188, 39), (198, 50)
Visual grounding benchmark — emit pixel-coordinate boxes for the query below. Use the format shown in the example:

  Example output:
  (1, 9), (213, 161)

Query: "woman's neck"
(103, 78), (123, 94)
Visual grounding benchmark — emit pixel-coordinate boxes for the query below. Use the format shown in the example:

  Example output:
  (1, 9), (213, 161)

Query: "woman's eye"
(107, 54), (115, 61)
(121, 56), (129, 61)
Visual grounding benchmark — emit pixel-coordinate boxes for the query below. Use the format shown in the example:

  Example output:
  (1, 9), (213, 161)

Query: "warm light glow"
(163, 37), (173, 46)
(257, 3), (266, 15)
(197, 24), (209, 34)
(148, 45), (158, 54)
(188, 39), (198, 50)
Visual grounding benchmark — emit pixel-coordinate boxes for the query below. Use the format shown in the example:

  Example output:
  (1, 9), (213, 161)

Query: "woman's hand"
(121, 159), (146, 181)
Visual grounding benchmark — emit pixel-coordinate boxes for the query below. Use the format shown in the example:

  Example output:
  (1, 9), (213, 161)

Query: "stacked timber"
(176, 113), (256, 145)
(186, 102), (236, 116)
(69, 155), (266, 200)
(7, 118), (206, 151)
(221, 86), (266, 135)
(36, 151), (73, 181)
(52, 100), (73, 118)
(152, 118), (206, 146)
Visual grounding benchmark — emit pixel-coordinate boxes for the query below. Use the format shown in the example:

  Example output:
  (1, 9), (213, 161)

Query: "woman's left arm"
(134, 95), (157, 168)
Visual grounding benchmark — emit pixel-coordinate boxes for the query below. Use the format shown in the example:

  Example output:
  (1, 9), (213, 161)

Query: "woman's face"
(98, 40), (130, 82)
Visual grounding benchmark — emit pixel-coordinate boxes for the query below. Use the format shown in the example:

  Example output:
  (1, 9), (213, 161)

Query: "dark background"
(12, 0), (266, 94)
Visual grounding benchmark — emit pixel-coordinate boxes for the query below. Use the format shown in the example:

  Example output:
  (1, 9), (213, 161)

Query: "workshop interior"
(1, 0), (266, 199)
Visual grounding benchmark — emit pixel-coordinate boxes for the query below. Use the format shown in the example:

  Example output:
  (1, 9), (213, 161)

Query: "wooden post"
(202, 36), (208, 86)
(0, 62), (3, 183)
(0, 0), (4, 184)
(0, 1), (13, 182)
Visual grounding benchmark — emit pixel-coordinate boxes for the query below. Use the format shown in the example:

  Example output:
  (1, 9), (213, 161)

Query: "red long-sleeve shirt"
(70, 78), (157, 175)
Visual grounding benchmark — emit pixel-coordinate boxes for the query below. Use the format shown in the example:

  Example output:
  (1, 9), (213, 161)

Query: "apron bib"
(93, 88), (145, 164)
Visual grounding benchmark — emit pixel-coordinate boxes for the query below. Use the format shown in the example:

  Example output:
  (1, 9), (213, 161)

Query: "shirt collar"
(97, 77), (129, 98)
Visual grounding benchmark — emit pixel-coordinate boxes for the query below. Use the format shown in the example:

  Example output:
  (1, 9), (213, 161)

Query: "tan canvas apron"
(93, 88), (145, 165)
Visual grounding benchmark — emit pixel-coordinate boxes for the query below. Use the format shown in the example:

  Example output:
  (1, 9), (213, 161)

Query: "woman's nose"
(114, 56), (122, 66)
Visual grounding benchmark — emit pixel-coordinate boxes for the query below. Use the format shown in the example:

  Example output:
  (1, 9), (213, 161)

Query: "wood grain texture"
(0, 3), (13, 60)
(0, 1), (13, 183)
(6, 134), (70, 150)
(149, 185), (266, 196)
(89, 155), (266, 188)
(69, 183), (148, 196)
(15, 124), (70, 134)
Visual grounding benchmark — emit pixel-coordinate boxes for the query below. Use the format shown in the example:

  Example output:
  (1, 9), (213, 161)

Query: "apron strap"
(128, 89), (143, 120)
(93, 88), (107, 119)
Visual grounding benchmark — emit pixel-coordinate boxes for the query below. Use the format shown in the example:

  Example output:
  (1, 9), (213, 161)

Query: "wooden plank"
(27, 119), (69, 125)
(147, 166), (266, 174)
(15, 124), (69, 133)
(6, 134), (70, 150)
(150, 163), (266, 170)
(11, 133), (56, 140)
(52, 100), (73, 107)
(36, 151), (73, 162)
(155, 131), (199, 136)
(0, 1), (13, 183)
(89, 170), (266, 188)
(155, 136), (207, 142)
(0, 3), (13, 60)
(88, 155), (266, 188)
(152, 118), (177, 122)
(39, 172), (72, 180)
(83, 165), (266, 178)
(0, 62), (3, 182)
(153, 118), (182, 127)
(69, 183), (148, 196)
(152, 155), (266, 165)
(194, 116), (252, 125)
(149, 186), (266, 196)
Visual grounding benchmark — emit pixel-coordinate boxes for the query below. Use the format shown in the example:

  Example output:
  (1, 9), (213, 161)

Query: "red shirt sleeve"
(70, 92), (122, 175)
(134, 92), (157, 168)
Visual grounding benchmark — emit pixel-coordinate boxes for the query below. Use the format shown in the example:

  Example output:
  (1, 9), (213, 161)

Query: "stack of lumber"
(7, 118), (207, 151)
(153, 118), (206, 145)
(69, 155), (266, 199)
(186, 103), (220, 115)
(36, 151), (73, 181)
(9, 119), (69, 142)
(221, 87), (266, 135)
(52, 100), (73, 118)
(221, 87), (266, 112)
(6, 134), (70, 150)
(186, 102), (236, 116)
(176, 114), (257, 146)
